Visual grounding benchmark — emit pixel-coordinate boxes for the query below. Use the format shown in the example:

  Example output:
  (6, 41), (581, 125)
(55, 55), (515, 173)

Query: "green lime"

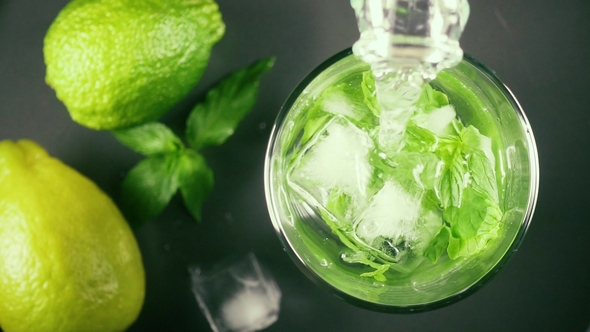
(44, 0), (225, 130)
(0, 139), (145, 331)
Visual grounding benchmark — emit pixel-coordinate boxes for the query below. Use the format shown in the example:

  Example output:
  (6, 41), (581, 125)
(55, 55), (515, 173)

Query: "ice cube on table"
(289, 117), (374, 209)
(190, 253), (281, 332)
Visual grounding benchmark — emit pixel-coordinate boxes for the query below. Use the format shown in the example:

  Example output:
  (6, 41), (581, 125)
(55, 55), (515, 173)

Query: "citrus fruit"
(0, 139), (145, 332)
(43, 0), (225, 130)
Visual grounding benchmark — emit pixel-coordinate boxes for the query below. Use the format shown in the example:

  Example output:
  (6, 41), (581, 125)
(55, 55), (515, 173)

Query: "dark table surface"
(1, 0), (590, 331)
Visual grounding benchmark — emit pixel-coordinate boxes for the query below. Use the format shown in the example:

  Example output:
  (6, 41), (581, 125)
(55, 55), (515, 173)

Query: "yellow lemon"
(44, 0), (225, 130)
(0, 139), (145, 332)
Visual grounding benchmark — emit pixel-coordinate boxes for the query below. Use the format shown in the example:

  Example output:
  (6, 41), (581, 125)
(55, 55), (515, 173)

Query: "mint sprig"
(186, 57), (276, 149)
(113, 57), (275, 224)
(114, 122), (184, 155)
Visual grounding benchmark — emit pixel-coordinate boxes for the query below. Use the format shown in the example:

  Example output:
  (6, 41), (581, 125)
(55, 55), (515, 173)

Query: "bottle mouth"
(350, 0), (471, 79)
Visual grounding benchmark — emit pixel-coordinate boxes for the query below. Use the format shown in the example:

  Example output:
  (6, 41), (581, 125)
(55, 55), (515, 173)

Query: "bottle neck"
(351, 0), (470, 80)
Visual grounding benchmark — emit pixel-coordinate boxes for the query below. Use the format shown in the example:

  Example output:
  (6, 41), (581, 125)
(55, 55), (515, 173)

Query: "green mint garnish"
(423, 225), (451, 263)
(361, 70), (380, 117)
(360, 263), (390, 282)
(113, 57), (275, 224)
(178, 149), (214, 221)
(186, 57), (276, 149)
(119, 152), (185, 222)
(113, 122), (184, 156)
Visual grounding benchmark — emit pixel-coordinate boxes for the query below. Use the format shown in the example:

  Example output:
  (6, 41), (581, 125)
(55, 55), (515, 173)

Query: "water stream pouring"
(350, 0), (470, 154)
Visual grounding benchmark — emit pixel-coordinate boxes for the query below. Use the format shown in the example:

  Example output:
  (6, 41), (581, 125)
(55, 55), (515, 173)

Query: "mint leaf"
(341, 250), (379, 268)
(432, 89), (450, 108)
(461, 125), (495, 163)
(437, 153), (466, 208)
(447, 235), (477, 260)
(318, 208), (360, 252)
(186, 57), (275, 149)
(423, 225), (451, 263)
(301, 107), (330, 146)
(461, 125), (498, 201)
(325, 190), (353, 223)
(447, 206), (501, 260)
(178, 150), (214, 221)
(360, 263), (390, 282)
(389, 151), (440, 190)
(444, 186), (503, 242)
(467, 151), (498, 201)
(416, 84), (449, 112)
(307, 80), (376, 131)
(361, 70), (380, 117)
(436, 136), (463, 163)
(120, 153), (182, 223)
(113, 122), (183, 156)
(404, 124), (438, 153)
(444, 187), (487, 238)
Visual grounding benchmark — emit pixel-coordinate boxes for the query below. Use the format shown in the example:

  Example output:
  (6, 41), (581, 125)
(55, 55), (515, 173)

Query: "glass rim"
(264, 48), (540, 312)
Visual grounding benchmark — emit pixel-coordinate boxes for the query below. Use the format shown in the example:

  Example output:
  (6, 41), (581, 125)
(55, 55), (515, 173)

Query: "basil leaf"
(113, 122), (183, 156)
(423, 225), (451, 263)
(178, 150), (214, 221)
(120, 153), (183, 223)
(186, 57), (275, 149)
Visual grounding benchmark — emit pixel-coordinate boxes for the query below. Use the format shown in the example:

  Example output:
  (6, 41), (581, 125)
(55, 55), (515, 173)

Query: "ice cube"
(220, 288), (279, 332)
(190, 253), (281, 332)
(321, 89), (357, 120)
(289, 117), (374, 206)
(354, 180), (422, 245)
(413, 105), (457, 135)
(318, 83), (375, 127)
(352, 179), (443, 271)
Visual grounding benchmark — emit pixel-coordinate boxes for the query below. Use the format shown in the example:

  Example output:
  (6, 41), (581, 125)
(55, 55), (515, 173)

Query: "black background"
(1, 0), (590, 331)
